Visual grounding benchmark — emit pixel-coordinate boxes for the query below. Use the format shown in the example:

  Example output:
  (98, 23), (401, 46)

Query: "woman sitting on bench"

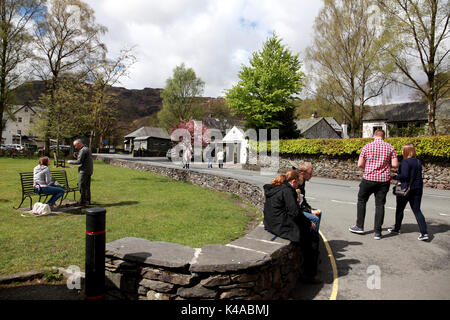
(33, 156), (65, 211)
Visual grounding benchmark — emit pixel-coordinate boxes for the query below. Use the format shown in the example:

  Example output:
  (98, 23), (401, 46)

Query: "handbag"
(393, 183), (410, 197)
(32, 202), (51, 216)
(392, 158), (419, 197)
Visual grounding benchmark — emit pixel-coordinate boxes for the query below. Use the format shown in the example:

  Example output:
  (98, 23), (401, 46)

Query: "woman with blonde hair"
(263, 170), (320, 283)
(389, 144), (429, 241)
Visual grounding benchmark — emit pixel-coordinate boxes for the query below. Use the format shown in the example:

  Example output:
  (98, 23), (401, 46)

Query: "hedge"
(250, 135), (450, 159)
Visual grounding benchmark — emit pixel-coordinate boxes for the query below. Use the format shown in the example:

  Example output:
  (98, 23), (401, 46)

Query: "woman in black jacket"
(389, 144), (429, 241)
(263, 170), (319, 282)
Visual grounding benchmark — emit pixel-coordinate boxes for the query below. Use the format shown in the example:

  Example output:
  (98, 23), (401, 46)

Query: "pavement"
(1, 154), (449, 300)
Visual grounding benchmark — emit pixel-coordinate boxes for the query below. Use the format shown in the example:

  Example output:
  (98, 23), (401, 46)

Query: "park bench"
(53, 152), (65, 167)
(14, 170), (79, 210)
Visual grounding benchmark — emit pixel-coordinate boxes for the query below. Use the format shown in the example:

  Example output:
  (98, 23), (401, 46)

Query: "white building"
(222, 126), (248, 164)
(2, 105), (42, 146)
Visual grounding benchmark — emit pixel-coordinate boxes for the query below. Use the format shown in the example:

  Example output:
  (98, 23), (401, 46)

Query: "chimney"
(310, 112), (317, 119)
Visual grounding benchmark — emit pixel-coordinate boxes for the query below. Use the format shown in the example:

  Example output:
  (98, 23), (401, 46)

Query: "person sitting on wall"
(263, 170), (321, 284)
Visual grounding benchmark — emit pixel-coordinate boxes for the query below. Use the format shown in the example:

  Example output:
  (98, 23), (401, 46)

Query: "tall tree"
(377, 0), (449, 135)
(32, 0), (107, 153)
(225, 33), (304, 139)
(34, 77), (90, 150)
(157, 63), (205, 131)
(306, 0), (393, 137)
(84, 48), (136, 151)
(0, 0), (45, 144)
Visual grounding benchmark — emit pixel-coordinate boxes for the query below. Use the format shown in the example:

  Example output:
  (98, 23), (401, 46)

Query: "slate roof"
(295, 117), (342, 135)
(362, 98), (450, 122)
(124, 127), (171, 140)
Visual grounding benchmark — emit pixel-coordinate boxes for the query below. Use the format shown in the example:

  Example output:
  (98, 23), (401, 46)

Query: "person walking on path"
(33, 156), (65, 211)
(183, 145), (192, 169)
(349, 129), (398, 240)
(68, 139), (93, 207)
(217, 149), (224, 169)
(389, 144), (429, 241)
(206, 144), (214, 168)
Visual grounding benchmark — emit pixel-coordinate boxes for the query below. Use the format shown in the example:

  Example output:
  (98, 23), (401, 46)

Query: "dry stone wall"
(247, 154), (449, 190)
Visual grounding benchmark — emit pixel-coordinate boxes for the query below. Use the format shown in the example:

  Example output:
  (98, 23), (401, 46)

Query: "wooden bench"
(53, 152), (65, 167)
(14, 170), (79, 210)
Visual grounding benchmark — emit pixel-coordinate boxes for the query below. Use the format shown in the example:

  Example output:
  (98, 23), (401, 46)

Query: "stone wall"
(245, 154), (449, 190)
(95, 156), (303, 300)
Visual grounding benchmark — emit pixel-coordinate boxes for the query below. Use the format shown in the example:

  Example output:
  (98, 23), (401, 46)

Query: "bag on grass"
(32, 202), (51, 216)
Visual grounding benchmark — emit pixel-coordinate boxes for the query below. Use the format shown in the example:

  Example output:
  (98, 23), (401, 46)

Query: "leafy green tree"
(34, 78), (90, 153)
(225, 33), (304, 139)
(157, 63), (205, 131)
(0, 0), (45, 144)
(377, 0), (449, 135)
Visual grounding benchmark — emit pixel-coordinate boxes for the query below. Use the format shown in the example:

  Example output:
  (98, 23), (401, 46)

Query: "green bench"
(15, 170), (79, 210)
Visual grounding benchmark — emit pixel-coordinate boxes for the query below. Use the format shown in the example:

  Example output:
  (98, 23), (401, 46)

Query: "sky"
(83, 0), (427, 104)
(84, 0), (324, 98)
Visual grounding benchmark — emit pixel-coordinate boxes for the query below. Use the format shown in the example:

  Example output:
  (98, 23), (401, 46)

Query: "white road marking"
(331, 200), (356, 205)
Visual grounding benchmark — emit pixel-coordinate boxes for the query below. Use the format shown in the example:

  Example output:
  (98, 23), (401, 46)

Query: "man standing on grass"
(68, 139), (93, 207)
(349, 129), (398, 240)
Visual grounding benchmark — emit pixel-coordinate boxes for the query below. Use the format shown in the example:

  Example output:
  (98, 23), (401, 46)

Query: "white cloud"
(84, 0), (323, 97)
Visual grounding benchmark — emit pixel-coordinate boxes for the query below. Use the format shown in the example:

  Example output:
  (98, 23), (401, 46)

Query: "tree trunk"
(428, 100), (437, 136)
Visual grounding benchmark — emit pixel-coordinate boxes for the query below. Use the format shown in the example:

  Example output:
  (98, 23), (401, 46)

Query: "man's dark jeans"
(357, 179), (391, 233)
(79, 172), (91, 205)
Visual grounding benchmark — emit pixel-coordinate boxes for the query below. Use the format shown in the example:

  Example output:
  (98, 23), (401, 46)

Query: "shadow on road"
(290, 239), (362, 300)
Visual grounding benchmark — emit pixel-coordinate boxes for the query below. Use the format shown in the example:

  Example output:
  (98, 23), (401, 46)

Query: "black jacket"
(394, 157), (423, 191)
(263, 182), (311, 243)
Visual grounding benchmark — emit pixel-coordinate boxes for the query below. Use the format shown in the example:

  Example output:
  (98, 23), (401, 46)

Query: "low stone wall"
(245, 154), (449, 190)
(95, 156), (303, 300)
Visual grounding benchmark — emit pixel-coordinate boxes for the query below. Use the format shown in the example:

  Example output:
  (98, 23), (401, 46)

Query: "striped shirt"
(359, 139), (397, 182)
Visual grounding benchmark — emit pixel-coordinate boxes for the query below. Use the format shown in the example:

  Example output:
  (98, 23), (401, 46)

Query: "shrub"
(250, 136), (450, 160)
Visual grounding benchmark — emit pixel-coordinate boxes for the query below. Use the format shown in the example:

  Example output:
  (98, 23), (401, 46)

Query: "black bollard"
(85, 207), (106, 300)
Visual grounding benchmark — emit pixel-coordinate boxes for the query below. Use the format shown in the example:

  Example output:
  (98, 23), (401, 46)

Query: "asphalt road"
(100, 154), (450, 300)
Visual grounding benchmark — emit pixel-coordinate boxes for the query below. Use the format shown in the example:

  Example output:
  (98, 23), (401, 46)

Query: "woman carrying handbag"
(389, 144), (429, 241)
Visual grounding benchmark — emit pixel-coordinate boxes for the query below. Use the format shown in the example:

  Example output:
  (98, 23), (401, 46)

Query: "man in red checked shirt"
(349, 129), (398, 240)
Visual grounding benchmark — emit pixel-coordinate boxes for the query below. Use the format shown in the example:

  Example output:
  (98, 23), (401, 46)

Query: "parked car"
(0, 144), (6, 150)
(6, 144), (24, 151)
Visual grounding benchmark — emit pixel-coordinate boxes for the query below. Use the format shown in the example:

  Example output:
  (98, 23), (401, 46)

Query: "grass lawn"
(0, 157), (260, 275)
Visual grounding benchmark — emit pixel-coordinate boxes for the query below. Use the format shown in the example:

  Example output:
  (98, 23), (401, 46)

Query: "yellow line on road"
(319, 230), (339, 300)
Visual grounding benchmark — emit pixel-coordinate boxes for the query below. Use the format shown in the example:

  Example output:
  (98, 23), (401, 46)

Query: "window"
(372, 126), (383, 135)
(396, 122), (408, 129)
(18, 117), (22, 123)
(17, 130), (21, 135)
(24, 107), (28, 112)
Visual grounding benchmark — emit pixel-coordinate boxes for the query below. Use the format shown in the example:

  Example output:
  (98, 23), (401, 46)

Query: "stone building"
(362, 98), (450, 138)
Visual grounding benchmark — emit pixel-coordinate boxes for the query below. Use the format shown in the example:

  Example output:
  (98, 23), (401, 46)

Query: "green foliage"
(225, 33), (304, 138)
(158, 63), (205, 131)
(252, 136), (450, 159)
(43, 269), (63, 282)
